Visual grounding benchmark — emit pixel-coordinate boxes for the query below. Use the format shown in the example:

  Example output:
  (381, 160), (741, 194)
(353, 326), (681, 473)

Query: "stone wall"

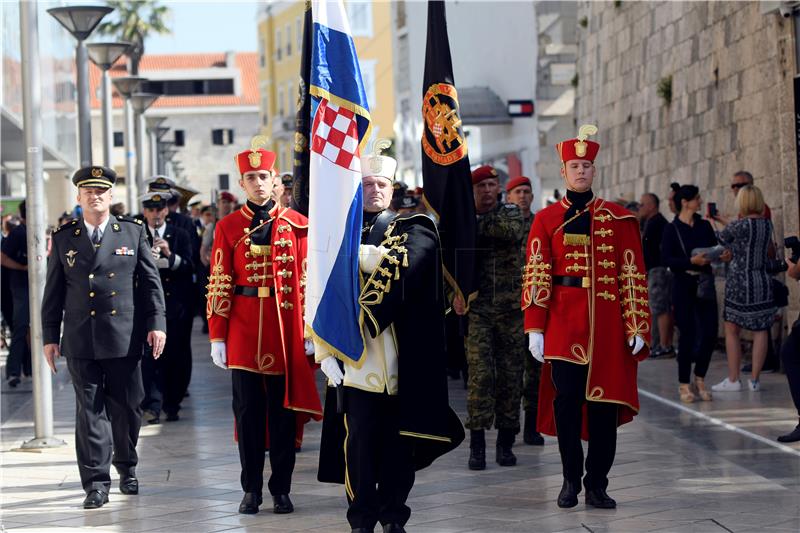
(575, 0), (799, 323)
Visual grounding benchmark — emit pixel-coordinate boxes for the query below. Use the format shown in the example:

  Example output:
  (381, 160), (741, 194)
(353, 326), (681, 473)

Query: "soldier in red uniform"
(206, 137), (322, 515)
(522, 125), (650, 510)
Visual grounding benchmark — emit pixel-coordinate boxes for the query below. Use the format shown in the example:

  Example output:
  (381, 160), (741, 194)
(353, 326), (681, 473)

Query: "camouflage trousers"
(465, 308), (525, 432)
(522, 353), (541, 415)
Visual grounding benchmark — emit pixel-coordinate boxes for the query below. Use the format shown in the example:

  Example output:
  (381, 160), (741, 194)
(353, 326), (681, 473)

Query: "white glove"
(210, 341), (227, 369)
(304, 339), (314, 356)
(629, 335), (645, 356)
(358, 244), (387, 273)
(320, 356), (344, 386)
(528, 332), (544, 363)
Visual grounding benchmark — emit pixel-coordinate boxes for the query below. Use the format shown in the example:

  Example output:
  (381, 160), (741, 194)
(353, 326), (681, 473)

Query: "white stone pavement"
(1, 323), (800, 532)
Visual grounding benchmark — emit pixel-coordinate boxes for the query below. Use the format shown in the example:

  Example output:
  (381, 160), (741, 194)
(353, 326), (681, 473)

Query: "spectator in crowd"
(200, 191), (235, 268)
(661, 185), (728, 403)
(639, 193), (674, 358)
(1, 215), (19, 356)
(778, 254), (800, 442)
(711, 185), (777, 393)
(668, 182), (680, 215)
(0, 202), (31, 387)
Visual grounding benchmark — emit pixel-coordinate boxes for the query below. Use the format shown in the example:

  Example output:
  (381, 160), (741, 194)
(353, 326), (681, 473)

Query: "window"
(218, 174), (230, 190)
(141, 79), (234, 96)
(174, 130), (185, 147)
(276, 29), (282, 61)
(296, 17), (302, 51)
(359, 59), (376, 110)
(113, 131), (124, 147)
(346, 1), (372, 37)
(286, 24), (292, 57)
(212, 129), (234, 145)
(278, 87), (284, 117)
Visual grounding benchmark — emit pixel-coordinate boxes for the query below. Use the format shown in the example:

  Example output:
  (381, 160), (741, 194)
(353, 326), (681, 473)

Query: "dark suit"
(141, 223), (194, 416)
(42, 215), (165, 494)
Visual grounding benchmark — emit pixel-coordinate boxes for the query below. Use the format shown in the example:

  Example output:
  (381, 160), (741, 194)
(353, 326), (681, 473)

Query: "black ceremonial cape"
(318, 213), (465, 484)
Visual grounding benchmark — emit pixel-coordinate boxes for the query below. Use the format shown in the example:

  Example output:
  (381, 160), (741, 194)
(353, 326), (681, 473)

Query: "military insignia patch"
(65, 249), (78, 267)
(422, 83), (468, 166)
(91, 168), (103, 178)
(112, 223), (121, 232)
(114, 247), (135, 256)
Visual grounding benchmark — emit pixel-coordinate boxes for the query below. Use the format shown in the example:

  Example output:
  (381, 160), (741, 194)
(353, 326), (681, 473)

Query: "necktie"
(92, 227), (101, 249)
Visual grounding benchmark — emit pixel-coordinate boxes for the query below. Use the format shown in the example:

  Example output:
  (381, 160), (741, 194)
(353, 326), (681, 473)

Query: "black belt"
(234, 285), (272, 298)
(553, 275), (591, 288)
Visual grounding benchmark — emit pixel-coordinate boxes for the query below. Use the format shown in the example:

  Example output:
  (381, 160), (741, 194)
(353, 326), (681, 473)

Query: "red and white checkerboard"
(311, 100), (361, 172)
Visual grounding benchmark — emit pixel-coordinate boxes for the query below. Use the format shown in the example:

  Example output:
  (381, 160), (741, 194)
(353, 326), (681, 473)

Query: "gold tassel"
(563, 233), (590, 246)
(402, 252), (409, 268)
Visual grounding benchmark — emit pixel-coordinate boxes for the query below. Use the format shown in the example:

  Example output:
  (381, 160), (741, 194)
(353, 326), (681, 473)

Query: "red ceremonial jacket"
(207, 203), (322, 419)
(522, 196), (650, 438)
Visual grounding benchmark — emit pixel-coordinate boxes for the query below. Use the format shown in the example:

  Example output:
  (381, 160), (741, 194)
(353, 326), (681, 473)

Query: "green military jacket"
(472, 202), (525, 312)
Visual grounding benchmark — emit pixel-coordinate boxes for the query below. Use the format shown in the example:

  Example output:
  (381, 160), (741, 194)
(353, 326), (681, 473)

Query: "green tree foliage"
(97, 0), (171, 75)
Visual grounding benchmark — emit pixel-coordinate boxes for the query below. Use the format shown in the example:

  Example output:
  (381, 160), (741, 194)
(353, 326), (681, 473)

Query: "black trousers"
(551, 361), (618, 491)
(231, 370), (296, 495)
(345, 388), (415, 530)
(781, 319), (800, 417)
(67, 356), (143, 494)
(163, 316), (193, 415)
(673, 277), (718, 383)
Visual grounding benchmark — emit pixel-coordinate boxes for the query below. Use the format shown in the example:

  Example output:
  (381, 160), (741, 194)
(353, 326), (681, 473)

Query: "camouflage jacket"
(472, 202), (525, 312)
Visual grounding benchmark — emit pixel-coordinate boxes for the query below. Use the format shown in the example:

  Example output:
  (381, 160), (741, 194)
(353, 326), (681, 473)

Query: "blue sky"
(145, 1), (258, 54)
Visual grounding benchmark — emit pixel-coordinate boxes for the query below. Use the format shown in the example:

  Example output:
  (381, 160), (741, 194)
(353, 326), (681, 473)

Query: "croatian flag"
(305, 0), (372, 364)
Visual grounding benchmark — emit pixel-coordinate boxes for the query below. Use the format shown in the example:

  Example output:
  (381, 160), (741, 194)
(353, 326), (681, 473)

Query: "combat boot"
(468, 429), (486, 470)
(495, 428), (517, 466)
(523, 410), (544, 445)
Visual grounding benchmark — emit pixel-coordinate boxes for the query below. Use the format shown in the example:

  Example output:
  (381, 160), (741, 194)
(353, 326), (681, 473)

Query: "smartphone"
(707, 202), (718, 218)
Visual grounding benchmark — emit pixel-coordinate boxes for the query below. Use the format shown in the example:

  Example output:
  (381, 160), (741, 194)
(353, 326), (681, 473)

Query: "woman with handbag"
(711, 185), (777, 393)
(661, 185), (726, 403)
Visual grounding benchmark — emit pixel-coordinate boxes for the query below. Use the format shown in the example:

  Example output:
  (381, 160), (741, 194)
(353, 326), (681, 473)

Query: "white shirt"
(84, 216), (110, 243)
(149, 223), (182, 270)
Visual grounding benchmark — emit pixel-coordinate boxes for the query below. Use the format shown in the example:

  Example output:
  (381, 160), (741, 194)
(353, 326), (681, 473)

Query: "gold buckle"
(258, 286), (271, 298)
(581, 277), (591, 288)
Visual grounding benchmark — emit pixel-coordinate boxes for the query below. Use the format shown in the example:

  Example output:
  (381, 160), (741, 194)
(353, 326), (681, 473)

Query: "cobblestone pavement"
(2, 324), (799, 532)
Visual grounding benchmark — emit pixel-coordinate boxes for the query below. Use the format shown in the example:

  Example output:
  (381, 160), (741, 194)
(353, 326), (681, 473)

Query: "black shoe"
(382, 523), (406, 533)
(165, 412), (180, 422)
(351, 529), (374, 533)
(523, 411), (544, 445)
(585, 488), (616, 509)
(468, 429), (486, 470)
(272, 494), (294, 514)
(143, 410), (160, 425)
(7, 376), (20, 388)
(83, 490), (109, 509)
(557, 480), (580, 508)
(238, 492), (262, 514)
(777, 424), (800, 443)
(120, 476), (138, 495)
(496, 428), (517, 466)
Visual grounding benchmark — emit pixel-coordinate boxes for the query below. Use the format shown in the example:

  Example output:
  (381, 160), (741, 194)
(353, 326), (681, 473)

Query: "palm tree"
(96, 0), (172, 75)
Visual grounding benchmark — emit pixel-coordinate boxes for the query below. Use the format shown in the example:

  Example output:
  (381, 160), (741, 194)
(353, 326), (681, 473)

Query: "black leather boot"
(468, 429), (486, 470)
(557, 479), (580, 508)
(585, 488), (616, 509)
(523, 410), (544, 445)
(495, 428), (517, 466)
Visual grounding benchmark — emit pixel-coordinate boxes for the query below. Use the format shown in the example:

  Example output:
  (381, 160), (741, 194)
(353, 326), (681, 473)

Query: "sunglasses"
(731, 182), (747, 190)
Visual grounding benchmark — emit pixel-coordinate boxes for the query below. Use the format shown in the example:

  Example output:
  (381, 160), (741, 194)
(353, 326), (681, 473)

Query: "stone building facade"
(575, 1), (799, 323)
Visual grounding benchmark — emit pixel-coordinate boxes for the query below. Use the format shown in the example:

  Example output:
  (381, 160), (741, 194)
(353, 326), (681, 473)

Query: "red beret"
(218, 191), (235, 202)
(236, 148), (276, 175)
(506, 176), (532, 193)
(471, 165), (498, 185)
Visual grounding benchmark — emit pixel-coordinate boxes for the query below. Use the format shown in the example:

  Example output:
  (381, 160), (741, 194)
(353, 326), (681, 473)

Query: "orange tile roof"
(89, 52), (259, 109)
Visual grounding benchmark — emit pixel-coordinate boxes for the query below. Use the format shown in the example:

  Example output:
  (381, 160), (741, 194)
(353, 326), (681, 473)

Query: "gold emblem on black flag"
(422, 83), (468, 166)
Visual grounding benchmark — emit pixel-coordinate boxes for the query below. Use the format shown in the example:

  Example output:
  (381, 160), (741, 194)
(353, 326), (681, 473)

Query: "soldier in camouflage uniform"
(465, 165), (527, 470)
(505, 176), (545, 446)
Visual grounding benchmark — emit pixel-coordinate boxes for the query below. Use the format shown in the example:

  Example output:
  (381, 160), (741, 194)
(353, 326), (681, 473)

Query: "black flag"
(421, 0), (476, 304)
(291, 0), (313, 216)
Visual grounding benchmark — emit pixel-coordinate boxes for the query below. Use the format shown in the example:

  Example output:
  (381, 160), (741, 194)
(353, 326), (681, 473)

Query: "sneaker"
(711, 378), (742, 392)
(747, 379), (760, 392)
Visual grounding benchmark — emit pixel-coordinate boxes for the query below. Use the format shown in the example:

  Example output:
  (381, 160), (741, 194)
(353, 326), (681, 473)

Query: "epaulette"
(53, 219), (78, 234)
(116, 215), (143, 225)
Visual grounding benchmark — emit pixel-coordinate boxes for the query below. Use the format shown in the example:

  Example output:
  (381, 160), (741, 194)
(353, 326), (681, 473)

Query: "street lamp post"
(86, 42), (130, 168)
(130, 93), (161, 201)
(112, 76), (146, 214)
(47, 5), (113, 167)
(146, 116), (167, 177)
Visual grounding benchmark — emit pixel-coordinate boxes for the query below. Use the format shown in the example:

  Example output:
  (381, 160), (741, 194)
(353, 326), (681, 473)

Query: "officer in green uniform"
(505, 176), (544, 446)
(465, 165), (526, 470)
